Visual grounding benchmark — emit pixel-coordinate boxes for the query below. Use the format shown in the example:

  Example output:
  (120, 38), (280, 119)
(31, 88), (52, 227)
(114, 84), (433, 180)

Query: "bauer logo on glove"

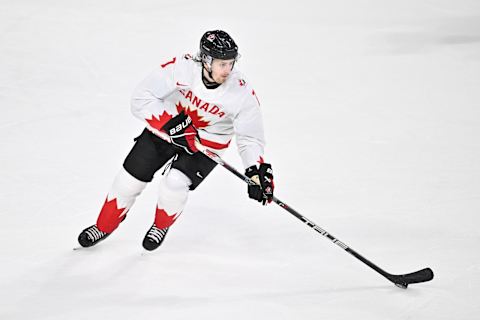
(168, 115), (193, 136)
(161, 111), (199, 155)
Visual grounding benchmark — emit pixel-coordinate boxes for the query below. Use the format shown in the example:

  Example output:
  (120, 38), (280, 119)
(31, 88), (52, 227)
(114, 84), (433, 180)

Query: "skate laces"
(146, 225), (168, 243)
(85, 226), (107, 242)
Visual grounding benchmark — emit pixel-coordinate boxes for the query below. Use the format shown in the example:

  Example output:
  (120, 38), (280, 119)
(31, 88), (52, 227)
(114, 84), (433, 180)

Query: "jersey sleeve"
(130, 56), (183, 133)
(233, 87), (266, 169)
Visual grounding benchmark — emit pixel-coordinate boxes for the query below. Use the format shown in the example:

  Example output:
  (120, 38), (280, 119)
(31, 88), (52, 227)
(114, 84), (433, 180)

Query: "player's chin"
(216, 75), (229, 83)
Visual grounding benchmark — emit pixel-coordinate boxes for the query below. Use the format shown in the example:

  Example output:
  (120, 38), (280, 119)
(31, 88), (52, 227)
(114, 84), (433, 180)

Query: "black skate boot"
(142, 224), (169, 251)
(78, 225), (110, 247)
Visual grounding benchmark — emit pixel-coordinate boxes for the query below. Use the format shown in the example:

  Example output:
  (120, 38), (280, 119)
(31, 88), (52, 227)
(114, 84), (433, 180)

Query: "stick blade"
(388, 267), (434, 288)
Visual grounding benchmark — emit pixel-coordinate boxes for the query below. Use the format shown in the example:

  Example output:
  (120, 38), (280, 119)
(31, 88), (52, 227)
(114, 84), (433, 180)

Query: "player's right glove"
(162, 111), (199, 155)
(245, 163), (274, 205)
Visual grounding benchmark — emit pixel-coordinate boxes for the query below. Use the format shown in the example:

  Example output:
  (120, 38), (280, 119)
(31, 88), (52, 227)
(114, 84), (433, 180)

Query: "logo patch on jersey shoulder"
(239, 79), (246, 87)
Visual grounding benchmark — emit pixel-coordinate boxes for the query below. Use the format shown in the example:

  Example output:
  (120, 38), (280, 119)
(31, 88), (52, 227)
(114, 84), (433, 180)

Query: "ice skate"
(78, 225), (110, 248)
(142, 224), (169, 251)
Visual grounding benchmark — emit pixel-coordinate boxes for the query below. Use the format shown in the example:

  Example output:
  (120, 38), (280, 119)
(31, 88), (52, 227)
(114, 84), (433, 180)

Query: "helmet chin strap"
(202, 65), (221, 89)
(206, 67), (215, 82)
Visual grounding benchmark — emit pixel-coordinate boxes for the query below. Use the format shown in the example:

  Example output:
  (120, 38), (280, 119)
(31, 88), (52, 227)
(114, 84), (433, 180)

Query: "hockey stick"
(154, 129), (434, 288)
(199, 148), (434, 289)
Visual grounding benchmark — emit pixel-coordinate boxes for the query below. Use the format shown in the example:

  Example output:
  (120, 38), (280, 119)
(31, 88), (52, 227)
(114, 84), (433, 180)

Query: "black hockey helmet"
(200, 30), (238, 60)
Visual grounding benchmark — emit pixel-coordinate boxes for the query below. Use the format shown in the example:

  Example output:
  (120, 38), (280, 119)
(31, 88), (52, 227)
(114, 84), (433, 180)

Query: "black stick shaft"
(203, 150), (397, 285)
(273, 196), (393, 278)
(152, 134), (431, 286)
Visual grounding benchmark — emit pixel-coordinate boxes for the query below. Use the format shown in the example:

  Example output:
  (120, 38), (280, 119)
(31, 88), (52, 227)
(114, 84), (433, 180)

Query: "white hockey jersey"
(131, 54), (266, 169)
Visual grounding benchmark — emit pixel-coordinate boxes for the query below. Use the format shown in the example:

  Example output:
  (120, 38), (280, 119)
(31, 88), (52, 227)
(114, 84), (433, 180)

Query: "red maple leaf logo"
(146, 111), (173, 131)
(176, 102), (210, 128)
(96, 197), (128, 233)
(154, 207), (181, 229)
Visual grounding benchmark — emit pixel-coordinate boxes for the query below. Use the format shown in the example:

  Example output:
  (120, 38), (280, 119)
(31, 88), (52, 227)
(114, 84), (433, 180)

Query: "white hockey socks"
(97, 168), (147, 233)
(154, 168), (191, 229)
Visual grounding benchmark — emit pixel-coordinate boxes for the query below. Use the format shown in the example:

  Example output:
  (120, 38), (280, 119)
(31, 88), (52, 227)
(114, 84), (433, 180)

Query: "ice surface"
(1, 0), (480, 319)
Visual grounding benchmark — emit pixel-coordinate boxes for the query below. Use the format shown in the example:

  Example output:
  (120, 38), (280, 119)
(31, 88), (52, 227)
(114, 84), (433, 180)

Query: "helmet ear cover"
(201, 53), (213, 72)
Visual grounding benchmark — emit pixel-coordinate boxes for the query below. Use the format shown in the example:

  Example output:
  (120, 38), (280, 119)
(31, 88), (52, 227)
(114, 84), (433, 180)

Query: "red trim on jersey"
(252, 89), (260, 106)
(200, 138), (231, 150)
(161, 57), (176, 68)
(258, 156), (264, 164)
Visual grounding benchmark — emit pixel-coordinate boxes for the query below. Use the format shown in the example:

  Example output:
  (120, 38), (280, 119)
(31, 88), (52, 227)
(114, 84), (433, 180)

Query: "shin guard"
(97, 168), (147, 233)
(154, 169), (191, 229)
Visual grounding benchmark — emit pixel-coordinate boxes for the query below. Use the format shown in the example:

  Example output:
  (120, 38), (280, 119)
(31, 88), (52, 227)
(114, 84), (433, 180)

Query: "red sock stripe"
(154, 207), (180, 229)
(96, 198), (127, 233)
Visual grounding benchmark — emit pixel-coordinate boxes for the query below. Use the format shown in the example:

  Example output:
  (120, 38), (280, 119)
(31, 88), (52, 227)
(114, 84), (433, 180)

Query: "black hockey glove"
(162, 111), (199, 155)
(245, 163), (274, 205)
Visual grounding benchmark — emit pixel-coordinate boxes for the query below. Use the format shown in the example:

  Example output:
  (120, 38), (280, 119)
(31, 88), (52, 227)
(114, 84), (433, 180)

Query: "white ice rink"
(1, 0), (479, 319)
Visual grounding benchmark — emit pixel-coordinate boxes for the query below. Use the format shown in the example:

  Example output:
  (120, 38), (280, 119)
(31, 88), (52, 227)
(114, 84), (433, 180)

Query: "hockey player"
(78, 30), (274, 251)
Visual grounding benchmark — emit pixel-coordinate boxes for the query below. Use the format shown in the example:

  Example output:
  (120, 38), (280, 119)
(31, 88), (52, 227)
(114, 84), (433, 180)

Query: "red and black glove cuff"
(245, 163), (274, 205)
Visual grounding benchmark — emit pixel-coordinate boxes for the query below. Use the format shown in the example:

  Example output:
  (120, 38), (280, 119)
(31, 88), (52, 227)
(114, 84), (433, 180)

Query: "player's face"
(210, 59), (235, 83)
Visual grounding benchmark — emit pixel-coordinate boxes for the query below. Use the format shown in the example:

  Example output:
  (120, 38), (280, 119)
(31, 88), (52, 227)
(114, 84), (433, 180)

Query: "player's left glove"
(245, 163), (274, 205)
(162, 111), (199, 155)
